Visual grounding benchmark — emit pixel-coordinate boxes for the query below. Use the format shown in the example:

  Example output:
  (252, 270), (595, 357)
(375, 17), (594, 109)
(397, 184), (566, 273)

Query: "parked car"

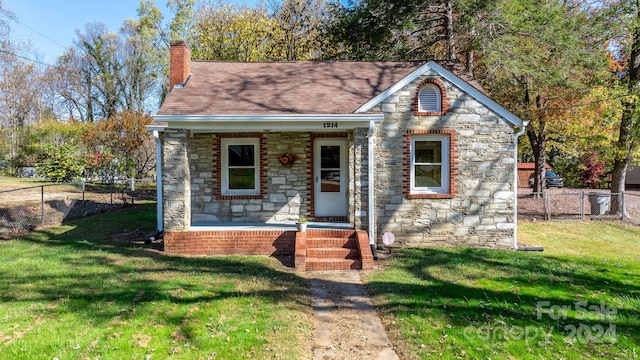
(529, 172), (563, 188)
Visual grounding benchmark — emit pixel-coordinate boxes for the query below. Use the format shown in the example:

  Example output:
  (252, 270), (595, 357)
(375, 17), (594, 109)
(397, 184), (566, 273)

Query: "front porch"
(163, 223), (374, 271)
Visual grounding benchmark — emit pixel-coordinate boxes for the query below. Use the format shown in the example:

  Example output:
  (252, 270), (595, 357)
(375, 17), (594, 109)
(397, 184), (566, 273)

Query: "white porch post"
(368, 121), (376, 245)
(153, 131), (163, 232)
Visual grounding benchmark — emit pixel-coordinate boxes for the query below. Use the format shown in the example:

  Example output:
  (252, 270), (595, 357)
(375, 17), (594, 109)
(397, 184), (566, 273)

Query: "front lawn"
(4, 201), (639, 360)
(0, 204), (311, 359)
(365, 221), (640, 359)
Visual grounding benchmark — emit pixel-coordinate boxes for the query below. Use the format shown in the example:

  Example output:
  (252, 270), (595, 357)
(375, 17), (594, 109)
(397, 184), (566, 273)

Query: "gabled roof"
(158, 61), (425, 115)
(156, 60), (526, 128)
(356, 61), (524, 127)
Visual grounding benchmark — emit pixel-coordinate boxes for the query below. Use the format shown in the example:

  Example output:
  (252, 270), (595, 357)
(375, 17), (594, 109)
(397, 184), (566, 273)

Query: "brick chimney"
(169, 40), (191, 90)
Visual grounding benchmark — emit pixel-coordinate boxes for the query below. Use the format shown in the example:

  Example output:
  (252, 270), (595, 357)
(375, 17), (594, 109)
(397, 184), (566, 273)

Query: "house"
(148, 41), (528, 270)
(517, 162), (551, 188)
(626, 166), (640, 190)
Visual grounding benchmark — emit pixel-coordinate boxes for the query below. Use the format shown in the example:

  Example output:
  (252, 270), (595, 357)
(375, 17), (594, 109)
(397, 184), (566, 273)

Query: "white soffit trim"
(146, 124), (168, 132)
(153, 114), (384, 132)
(355, 61), (526, 127)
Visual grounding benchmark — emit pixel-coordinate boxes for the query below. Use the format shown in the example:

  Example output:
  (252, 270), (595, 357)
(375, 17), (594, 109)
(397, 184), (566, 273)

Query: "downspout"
(367, 121), (378, 259)
(513, 124), (527, 250)
(149, 130), (163, 241)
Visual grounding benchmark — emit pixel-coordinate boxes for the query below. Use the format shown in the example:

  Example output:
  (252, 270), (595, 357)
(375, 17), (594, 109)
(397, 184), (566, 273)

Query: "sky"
(3, 0), (256, 66)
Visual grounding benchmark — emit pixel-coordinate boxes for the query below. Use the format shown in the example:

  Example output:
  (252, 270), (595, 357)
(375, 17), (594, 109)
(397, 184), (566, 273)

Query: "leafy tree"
(191, 3), (277, 61)
(324, 0), (493, 61)
(83, 110), (153, 179)
(121, 17), (165, 113)
(13, 120), (88, 181)
(268, 0), (329, 60)
(579, 151), (606, 188)
(85, 152), (118, 183)
(36, 141), (85, 182)
(0, 59), (47, 162)
(167, 0), (196, 42)
(75, 22), (126, 120)
(474, 0), (609, 195)
(49, 48), (94, 121)
(0, 1), (14, 53)
(0, 2), (50, 173)
(606, 0), (640, 213)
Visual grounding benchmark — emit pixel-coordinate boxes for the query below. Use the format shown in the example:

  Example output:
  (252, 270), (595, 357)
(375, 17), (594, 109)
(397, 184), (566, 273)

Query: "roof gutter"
(152, 114), (384, 132)
(513, 122), (528, 250)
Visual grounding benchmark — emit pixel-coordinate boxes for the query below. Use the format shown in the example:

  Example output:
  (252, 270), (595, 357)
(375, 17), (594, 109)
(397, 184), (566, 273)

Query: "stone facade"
(160, 70), (517, 249)
(371, 70), (515, 248)
(162, 129), (191, 231)
(184, 132), (356, 225)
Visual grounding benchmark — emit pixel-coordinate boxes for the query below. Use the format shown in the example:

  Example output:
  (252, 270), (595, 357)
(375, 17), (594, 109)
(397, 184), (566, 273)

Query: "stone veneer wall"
(162, 129), (191, 231)
(371, 70), (516, 248)
(189, 132), (313, 223)
(161, 72), (516, 249)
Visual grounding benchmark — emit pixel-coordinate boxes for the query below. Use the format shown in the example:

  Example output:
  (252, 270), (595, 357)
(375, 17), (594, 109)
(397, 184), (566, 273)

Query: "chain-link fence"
(0, 179), (156, 239)
(518, 189), (640, 223)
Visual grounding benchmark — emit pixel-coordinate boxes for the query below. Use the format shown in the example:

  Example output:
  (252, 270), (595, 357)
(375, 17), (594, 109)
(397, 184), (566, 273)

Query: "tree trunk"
(467, 27), (475, 75)
(610, 98), (636, 214)
(446, 0), (456, 60)
(527, 119), (547, 198)
(610, 0), (640, 215)
(522, 80), (547, 198)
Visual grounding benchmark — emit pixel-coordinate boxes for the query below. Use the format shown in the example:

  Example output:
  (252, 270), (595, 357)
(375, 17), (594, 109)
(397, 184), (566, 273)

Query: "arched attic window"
(418, 84), (441, 113)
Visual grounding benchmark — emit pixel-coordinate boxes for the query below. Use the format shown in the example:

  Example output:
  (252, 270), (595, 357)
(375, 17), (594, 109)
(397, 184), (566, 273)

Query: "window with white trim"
(418, 84), (441, 112)
(411, 135), (449, 194)
(221, 138), (260, 195)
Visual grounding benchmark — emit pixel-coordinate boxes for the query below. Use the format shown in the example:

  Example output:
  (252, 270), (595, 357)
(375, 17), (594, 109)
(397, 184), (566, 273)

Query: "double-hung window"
(411, 135), (450, 194)
(221, 138), (260, 196)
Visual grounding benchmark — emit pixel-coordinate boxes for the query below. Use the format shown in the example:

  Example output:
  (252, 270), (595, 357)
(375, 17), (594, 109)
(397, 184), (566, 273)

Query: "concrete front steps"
(295, 229), (373, 271)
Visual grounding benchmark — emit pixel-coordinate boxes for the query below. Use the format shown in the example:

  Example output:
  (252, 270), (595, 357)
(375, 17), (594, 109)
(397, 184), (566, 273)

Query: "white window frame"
(410, 134), (450, 194)
(418, 84), (441, 112)
(221, 138), (260, 196)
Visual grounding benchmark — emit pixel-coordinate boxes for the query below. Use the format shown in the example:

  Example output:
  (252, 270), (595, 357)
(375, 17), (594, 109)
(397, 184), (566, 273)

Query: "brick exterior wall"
(169, 41), (190, 90)
(164, 229), (295, 255)
(412, 78), (451, 116)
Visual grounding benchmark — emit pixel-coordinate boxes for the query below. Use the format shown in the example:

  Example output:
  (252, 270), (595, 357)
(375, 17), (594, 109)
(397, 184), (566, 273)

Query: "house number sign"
(323, 122), (339, 128)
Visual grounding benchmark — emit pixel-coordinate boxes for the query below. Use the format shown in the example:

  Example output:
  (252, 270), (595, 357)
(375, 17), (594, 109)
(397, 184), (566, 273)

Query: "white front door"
(314, 139), (347, 217)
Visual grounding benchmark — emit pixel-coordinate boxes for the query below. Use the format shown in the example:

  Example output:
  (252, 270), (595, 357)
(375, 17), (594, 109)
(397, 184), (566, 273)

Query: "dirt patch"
(0, 187), (155, 240)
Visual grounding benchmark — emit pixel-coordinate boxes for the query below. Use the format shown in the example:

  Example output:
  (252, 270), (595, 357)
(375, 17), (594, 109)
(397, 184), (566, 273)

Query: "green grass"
(0, 175), (52, 190)
(0, 203), (311, 359)
(365, 221), (640, 360)
(4, 202), (639, 360)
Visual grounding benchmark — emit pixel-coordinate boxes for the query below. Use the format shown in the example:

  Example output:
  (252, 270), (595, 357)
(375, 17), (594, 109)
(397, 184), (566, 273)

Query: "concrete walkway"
(308, 270), (400, 360)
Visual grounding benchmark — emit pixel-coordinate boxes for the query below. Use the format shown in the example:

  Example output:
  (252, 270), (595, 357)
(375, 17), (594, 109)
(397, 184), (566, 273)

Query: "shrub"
(579, 151), (605, 188)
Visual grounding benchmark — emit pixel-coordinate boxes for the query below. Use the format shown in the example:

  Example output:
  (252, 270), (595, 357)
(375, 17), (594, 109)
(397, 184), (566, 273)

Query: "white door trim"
(314, 139), (347, 217)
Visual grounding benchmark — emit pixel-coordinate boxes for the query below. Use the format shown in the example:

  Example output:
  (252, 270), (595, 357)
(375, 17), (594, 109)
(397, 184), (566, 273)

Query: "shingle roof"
(157, 61), (482, 116)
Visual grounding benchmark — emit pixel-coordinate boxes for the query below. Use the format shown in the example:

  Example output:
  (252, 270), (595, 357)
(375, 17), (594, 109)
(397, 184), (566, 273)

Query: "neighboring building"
(517, 163), (551, 188)
(148, 41), (528, 270)
(626, 166), (640, 190)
